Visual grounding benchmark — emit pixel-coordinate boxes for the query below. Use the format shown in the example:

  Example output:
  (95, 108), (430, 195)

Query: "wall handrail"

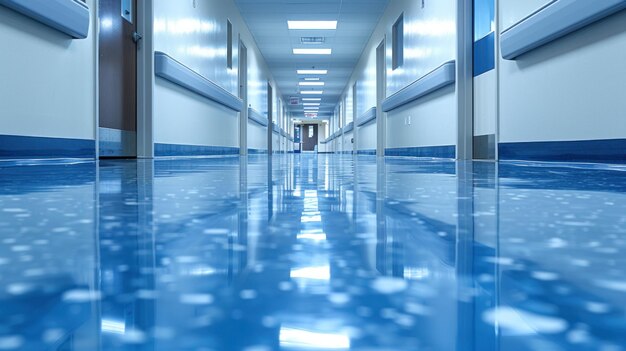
(501, 0), (626, 60)
(155, 52), (243, 112)
(248, 107), (268, 127)
(356, 107), (377, 127)
(343, 122), (354, 134)
(0, 0), (90, 39)
(382, 60), (456, 112)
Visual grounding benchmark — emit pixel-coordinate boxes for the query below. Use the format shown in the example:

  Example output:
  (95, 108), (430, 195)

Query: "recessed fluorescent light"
(299, 82), (325, 86)
(297, 69), (328, 75)
(301, 91), (323, 95)
(304, 78), (320, 81)
(288, 21), (338, 30)
(302, 98), (321, 101)
(293, 48), (332, 55)
(303, 103), (320, 106)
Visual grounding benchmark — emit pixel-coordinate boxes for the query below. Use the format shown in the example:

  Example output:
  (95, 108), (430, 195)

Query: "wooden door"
(99, 0), (137, 158)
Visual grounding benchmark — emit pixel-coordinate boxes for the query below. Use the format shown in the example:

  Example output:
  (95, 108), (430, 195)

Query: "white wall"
(0, 1), (97, 141)
(498, 2), (626, 144)
(340, 0), (458, 152)
(154, 0), (281, 150)
(357, 122), (377, 152)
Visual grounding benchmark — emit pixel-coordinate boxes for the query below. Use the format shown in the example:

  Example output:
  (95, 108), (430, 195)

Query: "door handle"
(132, 32), (143, 43)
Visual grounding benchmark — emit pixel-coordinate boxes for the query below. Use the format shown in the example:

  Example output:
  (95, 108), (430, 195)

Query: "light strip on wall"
(299, 82), (325, 86)
(293, 48), (332, 55)
(297, 69), (328, 75)
(288, 21), (338, 30)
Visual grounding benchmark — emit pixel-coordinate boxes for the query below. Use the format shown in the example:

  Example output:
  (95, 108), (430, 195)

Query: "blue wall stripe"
(385, 145), (456, 159)
(474, 31), (495, 77)
(0, 134), (95, 159)
(357, 150), (377, 155)
(499, 139), (626, 162)
(248, 149), (268, 155)
(155, 143), (239, 157)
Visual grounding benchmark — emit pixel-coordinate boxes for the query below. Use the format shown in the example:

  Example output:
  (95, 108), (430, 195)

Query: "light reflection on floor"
(0, 154), (625, 351)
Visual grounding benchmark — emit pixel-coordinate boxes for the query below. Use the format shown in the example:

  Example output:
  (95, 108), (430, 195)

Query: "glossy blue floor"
(0, 154), (625, 351)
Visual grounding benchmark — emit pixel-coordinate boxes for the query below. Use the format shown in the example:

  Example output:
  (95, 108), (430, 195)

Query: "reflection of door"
(99, 0), (138, 158)
(302, 124), (318, 152)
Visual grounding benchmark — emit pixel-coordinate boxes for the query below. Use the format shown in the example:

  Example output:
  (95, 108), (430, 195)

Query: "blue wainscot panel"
(499, 139), (626, 162)
(0, 134), (95, 159)
(0, 0), (90, 39)
(155, 52), (243, 112)
(248, 108), (268, 127)
(356, 107), (377, 127)
(155, 143), (239, 157)
(357, 150), (377, 155)
(501, 0), (626, 60)
(382, 61), (456, 112)
(385, 145), (456, 159)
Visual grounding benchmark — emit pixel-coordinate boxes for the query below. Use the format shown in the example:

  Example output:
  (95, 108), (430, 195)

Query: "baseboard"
(385, 145), (455, 159)
(499, 139), (626, 163)
(0, 134), (95, 159)
(155, 143), (239, 157)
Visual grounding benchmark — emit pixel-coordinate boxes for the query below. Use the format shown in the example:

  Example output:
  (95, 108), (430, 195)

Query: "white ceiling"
(234, 0), (390, 119)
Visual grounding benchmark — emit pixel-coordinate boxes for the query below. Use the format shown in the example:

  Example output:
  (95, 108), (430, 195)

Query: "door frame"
(95, 0), (154, 159)
(456, 0), (474, 160)
(239, 39), (248, 156)
(267, 82), (273, 154)
(375, 38), (386, 157)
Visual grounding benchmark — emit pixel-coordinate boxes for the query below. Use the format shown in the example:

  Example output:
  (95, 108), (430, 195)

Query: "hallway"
(1, 154), (625, 350)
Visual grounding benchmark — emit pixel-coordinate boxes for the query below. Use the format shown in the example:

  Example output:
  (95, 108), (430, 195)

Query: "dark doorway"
(99, 0), (138, 158)
(301, 124), (318, 152)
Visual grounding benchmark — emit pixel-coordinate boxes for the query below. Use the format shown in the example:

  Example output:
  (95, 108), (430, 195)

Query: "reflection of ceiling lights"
(301, 91), (323, 95)
(101, 319), (126, 334)
(288, 21), (338, 30)
(298, 69), (327, 75)
(299, 82), (325, 86)
(293, 48), (332, 55)
(279, 326), (350, 349)
(290, 266), (330, 280)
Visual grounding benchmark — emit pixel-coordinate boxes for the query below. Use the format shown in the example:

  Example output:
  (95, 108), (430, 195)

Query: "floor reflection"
(0, 154), (625, 350)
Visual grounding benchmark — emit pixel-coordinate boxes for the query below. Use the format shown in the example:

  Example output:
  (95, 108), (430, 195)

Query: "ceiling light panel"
(288, 21), (338, 30)
(303, 103), (321, 106)
(304, 78), (320, 81)
(299, 82), (325, 86)
(293, 48), (332, 55)
(302, 98), (321, 101)
(301, 91), (323, 95)
(297, 70), (328, 75)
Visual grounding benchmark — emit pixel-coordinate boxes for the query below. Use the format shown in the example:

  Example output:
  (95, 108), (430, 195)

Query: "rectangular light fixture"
(301, 91), (323, 95)
(302, 98), (321, 101)
(304, 103), (320, 106)
(297, 69), (328, 75)
(288, 21), (338, 30)
(293, 48), (332, 55)
(304, 78), (320, 81)
(299, 82), (325, 86)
